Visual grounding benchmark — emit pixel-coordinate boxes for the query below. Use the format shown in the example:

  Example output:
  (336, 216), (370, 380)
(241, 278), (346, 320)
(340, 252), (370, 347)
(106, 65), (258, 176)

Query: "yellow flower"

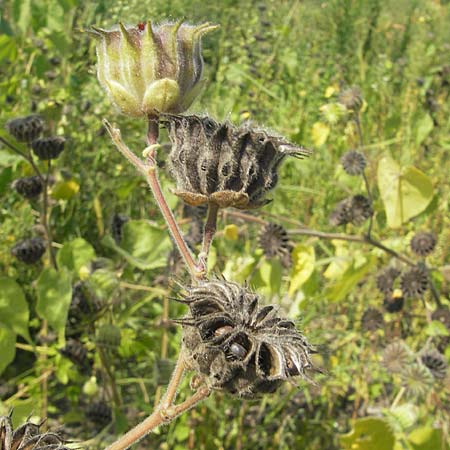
(89, 20), (218, 116)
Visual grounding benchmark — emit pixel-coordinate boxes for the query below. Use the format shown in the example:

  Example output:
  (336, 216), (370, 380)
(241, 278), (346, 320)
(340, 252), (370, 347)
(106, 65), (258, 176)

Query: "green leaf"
(425, 320), (449, 337)
(377, 155), (434, 228)
(36, 267), (72, 333)
(288, 244), (315, 296)
(259, 259), (282, 296)
(340, 417), (395, 450)
(408, 427), (443, 450)
(0, 35), (18, 63)
(57, 238), (96, 274)
(0, 277), (30, 342)
(102, 220), (171, 270)
(0, 323), (16, 375)
(415, 113), (434, 146)
(326, 257), (375, 302)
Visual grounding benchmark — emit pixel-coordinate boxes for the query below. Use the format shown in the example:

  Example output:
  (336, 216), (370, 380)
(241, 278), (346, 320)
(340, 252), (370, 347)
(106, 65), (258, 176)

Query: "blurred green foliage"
(0, 0), (449, 449)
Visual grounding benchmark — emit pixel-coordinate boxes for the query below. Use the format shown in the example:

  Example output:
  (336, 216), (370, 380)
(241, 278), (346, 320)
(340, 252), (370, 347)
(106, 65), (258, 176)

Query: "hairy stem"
(199, 203), (219, 270)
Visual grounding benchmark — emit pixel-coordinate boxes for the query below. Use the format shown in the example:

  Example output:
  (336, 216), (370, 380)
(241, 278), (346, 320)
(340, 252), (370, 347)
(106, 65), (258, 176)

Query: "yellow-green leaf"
(0, 324), (16, 375)
(340, 417), (395, 450)
(377, 155), (434, 228)
(289, 244), (315, 296)
(311, 121), (330, 147)
(57, 238), (96, 274)
(51, 179), (80, 200)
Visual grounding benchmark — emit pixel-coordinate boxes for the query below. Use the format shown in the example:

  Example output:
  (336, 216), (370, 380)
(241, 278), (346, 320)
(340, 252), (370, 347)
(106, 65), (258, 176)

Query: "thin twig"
(42, 158), (57, 269)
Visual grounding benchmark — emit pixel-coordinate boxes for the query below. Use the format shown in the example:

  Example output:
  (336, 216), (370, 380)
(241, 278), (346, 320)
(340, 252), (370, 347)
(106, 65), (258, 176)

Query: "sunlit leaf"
(415, 113), (434, 146)
(340, 417), (395, 450)
(57, 238), (96, 274)
(408, 427), (443, 450)
(288, 244), (315, 296)
(51, 179), (80, 200)
(377, 155), (434, 228)
(259, 259), (282, 296)
(0, 324), (16, 375)
(311, 121), (330, 146)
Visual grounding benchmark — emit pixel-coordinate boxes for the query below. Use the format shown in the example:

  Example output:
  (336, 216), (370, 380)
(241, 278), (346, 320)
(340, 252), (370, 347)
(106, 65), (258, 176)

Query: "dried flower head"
(86, 401), (112, 427)
(410, 232), (437, 257)
(339, 86), (363, 112)
(400, 266), (428, 298)
(376, 267), (401, 295)
(0, 414), (69, 450)
(382, 340), (414, 373)
(89, 21), (218, 116)
(341, 150), (366, 176)
(5, 115), (44, 142)
(11, 237), (46, 264)
(258, 222), (292, 267)
(420, 348), (448, 379)
(178, 279), (315, 398)
(383, 289), (404, 313)
(165, 114), (311, 209)
(12, 176), (44, 199)
(400, 363), (434, 398)
(361, 307), (384, 332)
(31, 136), (66, 160)
(329, 195), (372, 226)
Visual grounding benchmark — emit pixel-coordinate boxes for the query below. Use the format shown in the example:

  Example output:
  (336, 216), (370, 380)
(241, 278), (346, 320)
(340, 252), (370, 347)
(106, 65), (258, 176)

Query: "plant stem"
(199, 203), (219, 270)
(98, 346), (122, 408)
(42, 158), (57, 269)
(103, 119), (203, 280)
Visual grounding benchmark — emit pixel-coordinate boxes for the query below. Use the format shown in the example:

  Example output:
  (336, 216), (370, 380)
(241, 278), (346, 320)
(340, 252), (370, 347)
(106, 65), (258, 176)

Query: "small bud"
(89, 21), (218, 116)
(5, 115), (44, 142)
(31, 136), (66, 160)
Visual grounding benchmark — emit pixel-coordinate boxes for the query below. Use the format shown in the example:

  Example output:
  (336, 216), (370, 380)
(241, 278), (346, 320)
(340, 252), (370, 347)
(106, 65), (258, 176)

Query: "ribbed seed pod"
(400, 266), (428, 298)
(31, 136), (66, 160)
(361, 307), (384, 331)
(11, 237), (46, 264)
(111, 214), (129, 244)
(329, 195), (372, 226)
(410, 232), (437, 257)
(382, 340), (414, 373)
(164, 114), (311, 209)
(383, 289), (404, 313)
(258, 222), (292, 267)
(85, 401), (112, 427)
(96, 324), (121, 349)
(420, 348), (448, 379)
(177, 279), (315, 398)
(400, 363), (434, 398)
(341, 151), (366, 176)
(5, 115), (44, 142)
(338, 86), (363, 112)
(329, 197), (352, 226)
(0, 414), (69, 450)
(12, 176), (44, 199)
(376, 267), (401, 295)
(60, 339), (89, 368)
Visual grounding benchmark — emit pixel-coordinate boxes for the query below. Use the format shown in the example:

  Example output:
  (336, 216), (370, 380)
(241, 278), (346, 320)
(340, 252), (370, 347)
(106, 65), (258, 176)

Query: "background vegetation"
(0, 0), (449, 449)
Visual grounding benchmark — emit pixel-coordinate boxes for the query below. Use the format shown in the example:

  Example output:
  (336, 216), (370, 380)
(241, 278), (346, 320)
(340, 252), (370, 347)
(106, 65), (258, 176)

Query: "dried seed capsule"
(329, 195), (372, 226)
(420, 348), (448, 379)
(258, 222), (292, 267)
(341, 150), (366, 176)
(400, 266), (428, 298)
(85, 401), (112, 427)
(410, 231), (437, 257)
(376, 267), (400, 295)
(382, 340), (414, 373)
(11, 237), (46, 264)
(165, 114), (311, 210)
(12, 176), (44, 199)
(60, 339), (89, 368)
(5, 115), (44, 142)
(31, 136), (66, 160)
(361, 307), (384, 331)
(177, 279), (316, 398)
(338, 86), (363, 112)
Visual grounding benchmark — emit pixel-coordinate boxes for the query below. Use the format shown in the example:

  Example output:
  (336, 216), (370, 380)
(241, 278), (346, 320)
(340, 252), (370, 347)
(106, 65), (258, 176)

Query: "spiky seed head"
(329, 195), (372, 226)
(5, 115), (44, 142)
(361, 307), (384, 332)
(31, 136), (66, 160)
(420, 348), (448, 379)
(164, 114), (312, 210)
(89, 21), (218, 116)
(178, 279), (316, 398)
(11, 237), (46, 264)
(258, 222), (292, 267)
(400, 266), (428, 298)
(339, 86), (363, 112)
(12, 176), (44, 199)
(400, 363), (434, 398)
(376, 267), (401, 295)
(410, 232), (437, 257)
(341, 150), (366, 176)
(382, 340), (414, 373)
(383, 289), (404, 313)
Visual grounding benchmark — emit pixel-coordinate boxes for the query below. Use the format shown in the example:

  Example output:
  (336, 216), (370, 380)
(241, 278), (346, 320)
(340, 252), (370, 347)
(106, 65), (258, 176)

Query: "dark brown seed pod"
(376, 267), (401, 295)
(258, 222), (292, 267)
(410, 232), (437, 257)
(400, 266), (428, 298)
(60, 339), (89, 369)
(31, 136), (66, 160)
(0, 414), (68, 450)
(177, 279), (315, 398)
(85, 401), (112, 427)
(420, 348), (448, 379)
(361, 307), (384, 331)
(5, 115), (44, 142)
(329, 195), (372, 226)
(341, 150), (366, 176)
(338, 86), (363, 112)
(164, 114), (311, 210)
(12, 176), (44, 199)
(329, 197), (352, 226)
(11, 237), (46, 264)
